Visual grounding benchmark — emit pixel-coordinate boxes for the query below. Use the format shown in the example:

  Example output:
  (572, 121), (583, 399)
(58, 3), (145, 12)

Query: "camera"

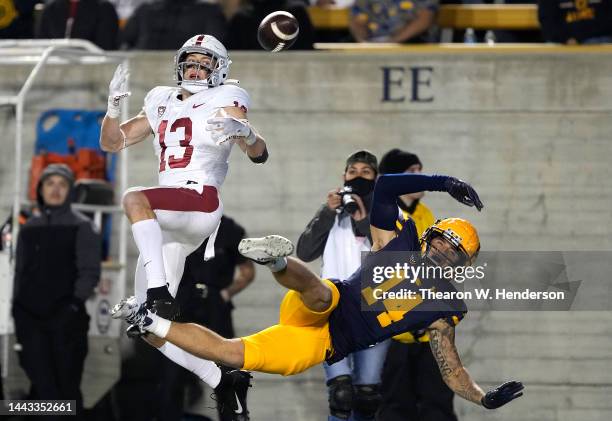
(337, 186), (359, 215)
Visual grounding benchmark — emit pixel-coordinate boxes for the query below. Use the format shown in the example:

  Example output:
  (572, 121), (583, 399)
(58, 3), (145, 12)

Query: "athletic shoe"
(146, 297), (181, 321)
(112, 296), (149, 338)
(146, 286), (181, 321)
(126, 323), (146, 338)
(238, 235), (294, 264)
(214, 367), (252, 421)
(111, 296), (142, 324)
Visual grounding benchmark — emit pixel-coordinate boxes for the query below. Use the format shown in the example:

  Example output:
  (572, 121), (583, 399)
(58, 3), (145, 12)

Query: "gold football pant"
(241, 279), (340, 376)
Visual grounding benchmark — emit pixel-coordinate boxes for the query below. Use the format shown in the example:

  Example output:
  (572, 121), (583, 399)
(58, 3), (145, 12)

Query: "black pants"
(13, 306), (89, 420)
(377, 341), (457, 421)
(183, 288), (235, 340)
(156, 289), (234, 421)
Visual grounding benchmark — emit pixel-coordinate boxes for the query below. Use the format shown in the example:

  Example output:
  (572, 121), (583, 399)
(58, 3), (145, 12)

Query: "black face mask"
(344, 177), (375, 197)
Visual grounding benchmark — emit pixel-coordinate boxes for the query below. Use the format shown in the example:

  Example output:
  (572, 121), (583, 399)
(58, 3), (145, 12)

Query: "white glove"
(206, 109), (256, 146)
(107, 64), (131, 119)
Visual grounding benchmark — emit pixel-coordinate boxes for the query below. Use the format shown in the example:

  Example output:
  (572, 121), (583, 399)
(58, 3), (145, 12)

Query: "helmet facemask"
(174, 38), (231, 93)
(420, 218), (480, 270)
(177, 53), (216, 92)
(421, 232), (468, 268)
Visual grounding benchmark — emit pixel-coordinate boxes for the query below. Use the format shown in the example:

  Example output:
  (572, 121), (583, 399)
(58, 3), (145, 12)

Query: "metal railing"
(0, 39), (130, 378)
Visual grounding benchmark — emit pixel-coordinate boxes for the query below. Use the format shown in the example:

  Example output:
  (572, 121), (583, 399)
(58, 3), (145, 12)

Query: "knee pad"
(327, 375), (353, 420)
(353, 384), (382, 419)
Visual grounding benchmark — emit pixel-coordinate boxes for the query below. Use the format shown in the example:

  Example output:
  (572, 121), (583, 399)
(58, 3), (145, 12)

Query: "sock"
(144, 313), (171, 338)
(267, 256), (287, 273)
(158, 342), (222, 388)
(132, 219), (167, 289)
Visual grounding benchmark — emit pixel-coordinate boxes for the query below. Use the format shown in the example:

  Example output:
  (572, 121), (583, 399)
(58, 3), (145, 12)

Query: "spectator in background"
(376, 149), (457, 421)
(538, 0), (612, 44)
(107, 0), (153, 23)
(121, 0), (227, 49)
(377, 149), (434, 236)
(12, 164), (101, 418)
(297, 150), (389, 421)
(156, 215), (255, 421)
(350, 0), (438, 43)
(226, 0), (315, 50)
(38, 0), (119, 50)
(0, 0), (39, 39)
(218, 0), (242, 20)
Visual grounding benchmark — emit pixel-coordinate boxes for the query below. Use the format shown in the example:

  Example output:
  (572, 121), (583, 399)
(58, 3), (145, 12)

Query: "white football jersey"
(142, 84), (251, 187)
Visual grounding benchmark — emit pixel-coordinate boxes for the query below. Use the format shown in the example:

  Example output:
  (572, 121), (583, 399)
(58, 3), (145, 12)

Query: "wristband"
(107, 96), (121, 119)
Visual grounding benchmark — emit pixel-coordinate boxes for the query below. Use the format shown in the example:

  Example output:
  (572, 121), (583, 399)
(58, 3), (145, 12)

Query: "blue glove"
(482, 381), (524, 409)
(445, 177), (484, 211)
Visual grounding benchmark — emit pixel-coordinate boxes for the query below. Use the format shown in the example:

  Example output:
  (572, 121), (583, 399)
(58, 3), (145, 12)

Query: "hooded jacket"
(13, 164), (101, 319)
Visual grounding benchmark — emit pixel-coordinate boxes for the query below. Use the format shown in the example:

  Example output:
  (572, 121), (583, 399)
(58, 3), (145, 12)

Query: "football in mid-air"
(257, 11), (300, 52)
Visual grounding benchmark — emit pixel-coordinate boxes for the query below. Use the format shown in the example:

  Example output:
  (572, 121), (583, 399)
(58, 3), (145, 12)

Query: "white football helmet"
(174, 34), (231, 93)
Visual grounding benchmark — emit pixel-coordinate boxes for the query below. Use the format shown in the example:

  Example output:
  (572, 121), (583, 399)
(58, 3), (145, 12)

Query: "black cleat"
(126, 323), (146, 338)
(214, 367), (252, 421)
(146, 297), (181, 321)
(146, 286), (181, 321)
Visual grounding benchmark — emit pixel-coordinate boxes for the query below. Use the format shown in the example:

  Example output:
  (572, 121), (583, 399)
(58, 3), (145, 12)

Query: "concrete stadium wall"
(1, 48), (612, 420)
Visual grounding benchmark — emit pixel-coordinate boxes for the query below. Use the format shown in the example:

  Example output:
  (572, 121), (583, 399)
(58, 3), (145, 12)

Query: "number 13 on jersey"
(157, 118), (193, 172)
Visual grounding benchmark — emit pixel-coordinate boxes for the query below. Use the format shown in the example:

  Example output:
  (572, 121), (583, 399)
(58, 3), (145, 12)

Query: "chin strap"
(180, 81), (210, 93)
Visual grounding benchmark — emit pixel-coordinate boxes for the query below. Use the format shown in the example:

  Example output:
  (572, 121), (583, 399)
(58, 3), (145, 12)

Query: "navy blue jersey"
(326, 219), (467, 364)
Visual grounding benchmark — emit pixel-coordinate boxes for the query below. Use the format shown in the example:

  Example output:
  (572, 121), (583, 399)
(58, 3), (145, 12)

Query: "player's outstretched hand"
(107, 63), (131, 118)
(206, 109), (256, 146)
(481, 381), (524, 409)
(444, 177), (483, 211)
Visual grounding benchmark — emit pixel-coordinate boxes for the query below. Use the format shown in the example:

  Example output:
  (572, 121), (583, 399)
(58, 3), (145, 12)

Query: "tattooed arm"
(427, 318), (485, 405)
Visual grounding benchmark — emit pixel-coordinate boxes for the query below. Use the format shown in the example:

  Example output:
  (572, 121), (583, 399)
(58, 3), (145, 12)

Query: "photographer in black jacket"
(12, 164), (101, 417)
(296, 150), (377, 264)
(297, 150), (389, 421)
